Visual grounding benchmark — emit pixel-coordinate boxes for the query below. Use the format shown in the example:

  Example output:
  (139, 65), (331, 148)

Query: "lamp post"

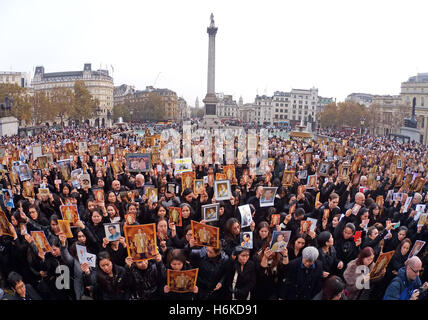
(96, 106), (102, 127)
(360, 117), (365, 135)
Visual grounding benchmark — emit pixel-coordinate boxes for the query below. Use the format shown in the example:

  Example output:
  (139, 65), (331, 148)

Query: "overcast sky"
(1, 0), (427, 106)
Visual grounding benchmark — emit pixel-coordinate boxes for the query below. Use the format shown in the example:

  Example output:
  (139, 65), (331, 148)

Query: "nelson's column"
(202, 13), (220, 128)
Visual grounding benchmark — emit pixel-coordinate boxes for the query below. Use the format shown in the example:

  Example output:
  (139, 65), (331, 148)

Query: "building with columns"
(400, 73), (428, 144)
(113, 85), (180, 120)
(31, 63), (114, 126)
(216, 93), (239, 120)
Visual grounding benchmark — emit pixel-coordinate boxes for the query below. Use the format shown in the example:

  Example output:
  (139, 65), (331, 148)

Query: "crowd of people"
(0, 122), (427, 301)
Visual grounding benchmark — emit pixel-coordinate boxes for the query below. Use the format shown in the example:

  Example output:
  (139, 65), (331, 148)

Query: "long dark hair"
(322, 276), (345, 300)
(356, 247), (375, 266)
(224, 217), (240, 240)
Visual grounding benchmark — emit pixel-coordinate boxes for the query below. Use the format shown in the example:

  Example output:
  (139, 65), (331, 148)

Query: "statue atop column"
(210, 13), (215, 27)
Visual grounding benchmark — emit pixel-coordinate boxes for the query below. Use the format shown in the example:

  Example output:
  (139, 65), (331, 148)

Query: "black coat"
(280, 257), (323, 300)
(125, 260), (165, 300)
(223, 259), (256, 300)
(189, 247), (230, 299)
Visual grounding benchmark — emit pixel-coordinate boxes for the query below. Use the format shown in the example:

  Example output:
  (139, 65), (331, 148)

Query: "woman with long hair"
(343, 247), (375, 300)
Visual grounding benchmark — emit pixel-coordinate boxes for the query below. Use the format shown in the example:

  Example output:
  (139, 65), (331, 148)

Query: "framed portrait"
(215, 173), (227, 181)
(9, 171), (19, 186)
(57, 159), (71, 181)
(18, 164), (32, 182)
(417, 213), (428, 228)
(88, 144), (100, 156)
(32, 169), (42, 186)
(223, 164), (237, 185)
(125, 153), (151, 173)
(111, 160), (124, 175)
(167, 269), (199, 293)
(239, 204), (252, 228)
(202, 203), (220, 223)
(22, 180), (35, 199)
(339, 163), (351, 180)
(45, 153), (54, 165)
(167, 183), (176, 194)
(307, 217), (318, 232)
(78, 141), (88, 154)
(119, 190), (139, 203)
(31, 231), (52, 255)
(104, 223), (121, 242)
(2, 188), (14, 209)
(411, 177), (426, 192)
(80, 173), (91, 189)
(304, 152), (312, 165)
(60, 205), (80, 224)
(306, 175), (318, 189)
(193, 179), (205, 195)
(0, 209), (14, 237)
(270, 214), (281, 227)
(370, 251), (395, 281)
(65, 142), (75, 153)
(396, 156), (403, 169)
(144, 187), (158, 203)
(260, 187), (277, 208)
(151, 153), (161, 164)
(38, 188), (50, 197)
(267, 158), (275, 169)
(240, 231), (253, 249)
(270, 230), (291, 252)
(190, 220), (220, 249)
(95, 159), (105, 171)
(298, 170), (308, 180)
(408, 240), (426, 260)
(124, 224), (158, 261)
(300, 220), (313, 234)
(214, 180), (231, 201)
(282, 170), (295, 187)
(92, 188), (105, 204)
(317, 162), (330, 177)
(174, 158), (192, 174)
(32, 145), (43, 160)
(351, 155), (363, 173)
(181, 171), (195, 192)
(124, 213), (136, 225)
(168, 207), (182, 226)
(71, 168), (83, 189)
(57, 219), (73, 238)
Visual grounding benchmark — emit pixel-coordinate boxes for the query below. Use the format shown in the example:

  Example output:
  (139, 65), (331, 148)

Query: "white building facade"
(31, 63), (114, 126)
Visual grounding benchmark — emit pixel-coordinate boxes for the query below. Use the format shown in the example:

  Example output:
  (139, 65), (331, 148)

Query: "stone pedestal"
(400, 126), (421, 143)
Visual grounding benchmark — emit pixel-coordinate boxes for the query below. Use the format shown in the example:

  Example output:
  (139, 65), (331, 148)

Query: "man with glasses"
(383, 256), (428, 300)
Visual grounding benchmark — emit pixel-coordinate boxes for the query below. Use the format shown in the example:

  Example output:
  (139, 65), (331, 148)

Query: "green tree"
(131, 92), (164, 121)
(0, 83), (32, 124)
(319, 101), (367, 129)
(31, 91), (53, 125)
(72, 80), (98, 122)
(50, 87), (75, 124)
(319, 102), (339, 128)
(112, 103), (132, 122)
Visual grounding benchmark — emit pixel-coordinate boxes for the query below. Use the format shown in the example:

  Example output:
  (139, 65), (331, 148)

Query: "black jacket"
(224, 259), (256, 300)
(125, 260), (165, 300)
(280, 257), (323, 300)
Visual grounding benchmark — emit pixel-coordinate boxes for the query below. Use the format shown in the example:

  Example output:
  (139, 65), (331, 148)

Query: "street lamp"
(360, 117), (365, 135)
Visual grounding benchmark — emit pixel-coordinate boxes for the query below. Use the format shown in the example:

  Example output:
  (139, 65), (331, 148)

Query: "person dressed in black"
(279, 246), (323, 300)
